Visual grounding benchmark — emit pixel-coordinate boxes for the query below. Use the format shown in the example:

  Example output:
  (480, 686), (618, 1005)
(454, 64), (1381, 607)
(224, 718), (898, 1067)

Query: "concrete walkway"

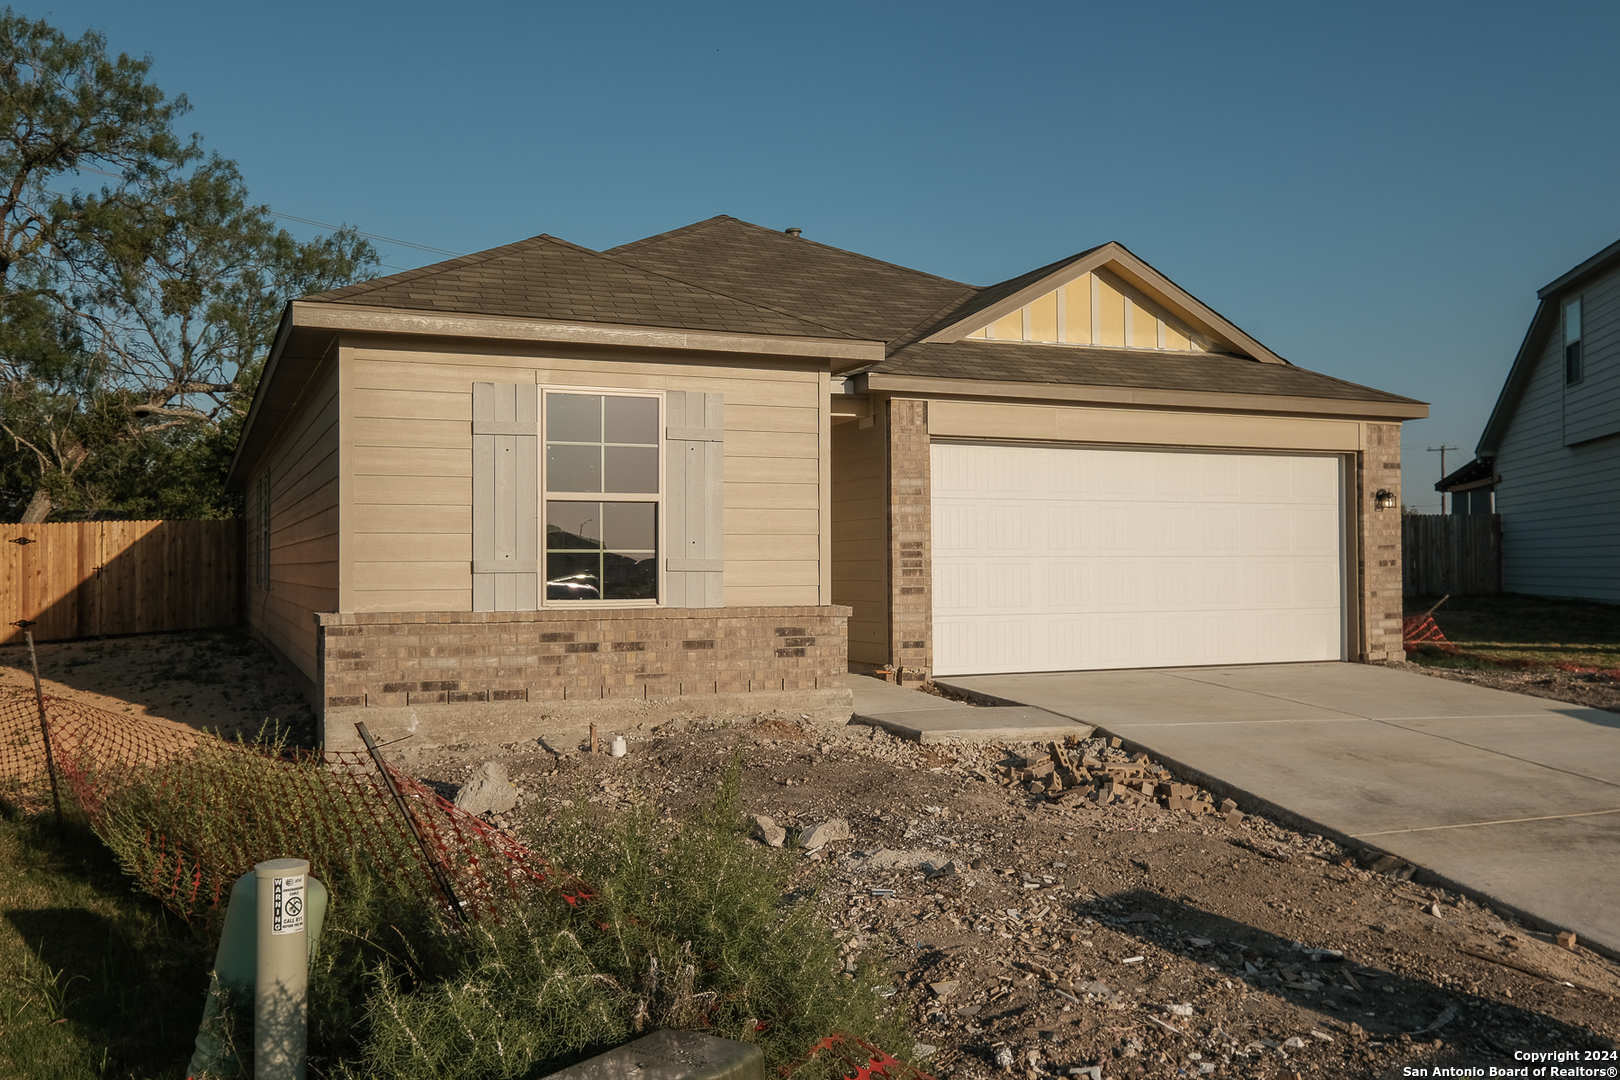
(848, 674), (1090, 743)
(936, 663), (1620, 956)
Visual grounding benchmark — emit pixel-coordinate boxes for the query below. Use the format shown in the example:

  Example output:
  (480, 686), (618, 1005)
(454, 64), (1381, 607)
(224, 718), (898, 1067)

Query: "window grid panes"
(543, 392), (660, 602)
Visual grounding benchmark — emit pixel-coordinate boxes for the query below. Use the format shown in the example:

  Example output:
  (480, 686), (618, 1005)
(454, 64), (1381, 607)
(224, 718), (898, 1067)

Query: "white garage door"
(931, 443), (1346, 675)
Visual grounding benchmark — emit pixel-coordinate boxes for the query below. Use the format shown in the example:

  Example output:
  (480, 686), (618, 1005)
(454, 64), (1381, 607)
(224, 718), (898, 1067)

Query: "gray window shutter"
(664, 390), (724, 607)
(472, 382), (539, 611)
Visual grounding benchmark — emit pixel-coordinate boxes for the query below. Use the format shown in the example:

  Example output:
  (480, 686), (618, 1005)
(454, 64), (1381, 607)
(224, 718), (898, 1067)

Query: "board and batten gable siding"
(1563, 264), (1620, 447)
(246, 354), (341, 691)
(1494, 270), (1620, 603)
(830, 412), (888, 665)
(338, 341), (830, 613)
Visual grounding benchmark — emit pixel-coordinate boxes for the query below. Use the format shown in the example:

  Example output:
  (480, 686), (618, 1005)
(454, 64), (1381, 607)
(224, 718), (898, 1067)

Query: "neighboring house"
(1438, 237), (1620, 602)
(226, 217), (1426, 750)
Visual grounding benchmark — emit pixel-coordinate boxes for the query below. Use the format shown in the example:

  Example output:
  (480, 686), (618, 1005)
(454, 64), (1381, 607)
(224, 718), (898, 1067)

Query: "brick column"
(1358, 423), (1405, 661)
(887, 398), (932, 683)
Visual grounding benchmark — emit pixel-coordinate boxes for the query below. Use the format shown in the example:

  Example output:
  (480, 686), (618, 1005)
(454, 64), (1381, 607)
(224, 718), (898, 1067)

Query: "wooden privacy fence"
(0, 520), (240, 645)
(1403, 513), (1501, 597)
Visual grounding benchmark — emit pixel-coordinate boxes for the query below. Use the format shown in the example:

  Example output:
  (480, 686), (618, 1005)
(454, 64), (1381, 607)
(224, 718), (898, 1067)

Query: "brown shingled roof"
(299, 216), (1413, 409)
(879, 340), (1423, 405)
(306, 233), (852, 340)
(606, 216), (977, 342)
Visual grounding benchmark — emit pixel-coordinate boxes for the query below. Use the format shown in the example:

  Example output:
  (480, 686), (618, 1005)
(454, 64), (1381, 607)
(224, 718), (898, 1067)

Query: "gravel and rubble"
(415, 714), (1620, 1080)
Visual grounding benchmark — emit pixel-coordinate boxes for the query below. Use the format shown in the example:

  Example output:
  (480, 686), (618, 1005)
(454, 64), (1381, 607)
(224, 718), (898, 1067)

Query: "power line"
(265, 211), (463, 257)
(65, 164), (463, 258)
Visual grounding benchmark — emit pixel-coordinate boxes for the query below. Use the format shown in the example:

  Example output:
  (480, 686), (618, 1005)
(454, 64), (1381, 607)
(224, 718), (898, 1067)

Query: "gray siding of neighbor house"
(1494, 265), (1620, 603)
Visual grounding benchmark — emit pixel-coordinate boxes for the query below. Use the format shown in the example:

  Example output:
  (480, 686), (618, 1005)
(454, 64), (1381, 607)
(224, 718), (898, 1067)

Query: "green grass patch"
(1406, 594), (1620, 670)
(1, 756), (909, 1079)
(317, 757), (908, 1080)
(0, 804), (213, 1079)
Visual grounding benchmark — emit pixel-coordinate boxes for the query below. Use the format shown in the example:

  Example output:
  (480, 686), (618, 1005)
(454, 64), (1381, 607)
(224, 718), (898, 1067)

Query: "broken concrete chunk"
(750, 814), (786, 847)
(454, 760), (519, 816)
(803, 817), (852, 848)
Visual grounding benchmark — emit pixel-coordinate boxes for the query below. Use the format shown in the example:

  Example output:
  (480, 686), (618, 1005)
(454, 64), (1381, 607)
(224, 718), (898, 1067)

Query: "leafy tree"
(0, 10), (376, 519)
(0, 6), (197, 333)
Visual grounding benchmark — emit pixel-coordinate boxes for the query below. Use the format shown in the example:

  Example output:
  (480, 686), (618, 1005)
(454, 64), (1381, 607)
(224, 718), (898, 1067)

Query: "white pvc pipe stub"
(254, 857), (311, 1080)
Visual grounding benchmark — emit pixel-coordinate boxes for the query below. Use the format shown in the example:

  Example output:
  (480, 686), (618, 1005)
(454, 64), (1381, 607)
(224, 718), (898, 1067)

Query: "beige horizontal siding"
(350, 589), (472, 612)
(248, 359), (340, 691)
(342, 344), (827, 613)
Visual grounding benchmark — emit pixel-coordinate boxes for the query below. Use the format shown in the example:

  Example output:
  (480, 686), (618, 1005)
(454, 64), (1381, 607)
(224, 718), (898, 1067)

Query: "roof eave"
(1476, 297), (1556, 457)
(224, 302), (326, 493)
(856, 372), (1429, 421)
(290, 301), (883, 362)
(1537, 236), (1620, 298)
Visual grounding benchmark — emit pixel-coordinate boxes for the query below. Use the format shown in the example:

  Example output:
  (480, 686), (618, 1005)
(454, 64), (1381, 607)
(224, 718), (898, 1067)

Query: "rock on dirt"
(805, 817), (852, 848)
(751, 814), (787, 847)
(454, 760), (519, 816)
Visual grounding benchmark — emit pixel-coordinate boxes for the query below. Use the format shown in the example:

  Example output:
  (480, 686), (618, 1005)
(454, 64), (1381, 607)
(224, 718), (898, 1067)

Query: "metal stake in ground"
(23, 631), (64, 833)
(354, 722), (469, 923)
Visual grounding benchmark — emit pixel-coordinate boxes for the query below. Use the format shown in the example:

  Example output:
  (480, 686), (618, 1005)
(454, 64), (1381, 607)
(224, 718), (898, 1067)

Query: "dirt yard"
(1392, 657), (1620, 713)
(7, 630), (1618, 1078)
(412, 714), (1620, 1080)
(0, 628), (318, 745)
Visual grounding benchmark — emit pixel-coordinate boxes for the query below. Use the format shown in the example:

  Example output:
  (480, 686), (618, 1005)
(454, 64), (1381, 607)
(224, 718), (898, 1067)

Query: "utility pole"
(1427, 445), (1459, 514)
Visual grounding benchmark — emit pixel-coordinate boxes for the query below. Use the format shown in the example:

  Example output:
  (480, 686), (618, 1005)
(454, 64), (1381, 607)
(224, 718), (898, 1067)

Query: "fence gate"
(1, 520), (240, 644)
(1402, 514), (1502, 597)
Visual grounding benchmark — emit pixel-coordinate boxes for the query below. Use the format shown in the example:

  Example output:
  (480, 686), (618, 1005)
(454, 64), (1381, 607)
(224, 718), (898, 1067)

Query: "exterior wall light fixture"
(1373, 489), (1398, 511)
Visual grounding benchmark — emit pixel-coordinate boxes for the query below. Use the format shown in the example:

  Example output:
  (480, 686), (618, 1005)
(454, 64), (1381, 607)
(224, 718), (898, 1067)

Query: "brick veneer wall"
(887, 398), (931, 683)
(316, 605), (849, 710)
(1358, 423), (1405, 661)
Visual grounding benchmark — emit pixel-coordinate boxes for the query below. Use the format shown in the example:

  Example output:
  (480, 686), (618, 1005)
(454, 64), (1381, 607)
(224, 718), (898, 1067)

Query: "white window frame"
(540, 387), (664, 608)
(1564, 295), (1584, 386)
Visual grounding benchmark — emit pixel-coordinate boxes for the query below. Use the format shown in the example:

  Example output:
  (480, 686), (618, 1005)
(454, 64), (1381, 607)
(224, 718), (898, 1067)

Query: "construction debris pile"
(987, 736), (1243, 824)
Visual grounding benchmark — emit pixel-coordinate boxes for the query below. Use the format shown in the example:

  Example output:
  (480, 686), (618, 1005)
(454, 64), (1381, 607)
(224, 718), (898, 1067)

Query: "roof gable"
(916, 241), (1286, 365)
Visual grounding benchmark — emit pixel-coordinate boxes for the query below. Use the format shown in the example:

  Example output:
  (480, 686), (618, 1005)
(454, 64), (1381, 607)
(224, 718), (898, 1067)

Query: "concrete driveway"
(936, 662), (1620, 956)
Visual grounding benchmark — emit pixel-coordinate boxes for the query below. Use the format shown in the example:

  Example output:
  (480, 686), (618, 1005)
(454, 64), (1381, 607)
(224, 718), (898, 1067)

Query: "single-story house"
(226, 216), (1427, 750)
(1437, 236), (1620, 602)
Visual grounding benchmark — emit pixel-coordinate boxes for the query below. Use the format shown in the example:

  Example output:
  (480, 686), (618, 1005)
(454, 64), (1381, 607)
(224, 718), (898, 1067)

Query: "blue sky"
(36, 0), (1620, 507)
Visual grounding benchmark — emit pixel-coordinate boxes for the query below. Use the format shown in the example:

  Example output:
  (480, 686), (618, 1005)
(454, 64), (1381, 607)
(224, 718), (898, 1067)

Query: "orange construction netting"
(0, 685), (588, 923)
(1401, 612), (1456, 653)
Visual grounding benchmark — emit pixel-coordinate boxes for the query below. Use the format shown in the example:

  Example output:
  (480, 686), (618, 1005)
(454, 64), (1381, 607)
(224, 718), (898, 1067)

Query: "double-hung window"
(542, 391), (660, 602)
(1565, 296), (1583, 385)
(471, 382), (721, 613)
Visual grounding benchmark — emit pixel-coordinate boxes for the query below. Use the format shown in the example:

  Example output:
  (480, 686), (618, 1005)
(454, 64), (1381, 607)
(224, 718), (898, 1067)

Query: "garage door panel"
(932, 443), (1344, 675)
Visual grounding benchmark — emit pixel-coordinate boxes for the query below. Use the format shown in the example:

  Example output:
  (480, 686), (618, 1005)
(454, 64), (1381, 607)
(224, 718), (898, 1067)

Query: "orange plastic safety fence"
(0, 686), (588, 923)
(791, 1034), (938, 1080)
(1401, 613), (1456, 652)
